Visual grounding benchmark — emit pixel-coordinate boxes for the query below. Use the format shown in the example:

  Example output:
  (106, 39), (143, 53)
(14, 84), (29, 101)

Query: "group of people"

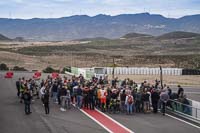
(15, 74), (187, 116)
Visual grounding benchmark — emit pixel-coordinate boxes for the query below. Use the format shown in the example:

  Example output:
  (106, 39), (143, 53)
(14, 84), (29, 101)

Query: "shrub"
(0, 63), (9, 70)
(43, 66), (59, 73)
(13, 66), (27, 71)
(61, 66), (71, 73)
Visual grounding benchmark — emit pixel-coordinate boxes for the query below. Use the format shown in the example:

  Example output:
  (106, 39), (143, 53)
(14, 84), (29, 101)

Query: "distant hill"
(75, 37), (110, 41)
(13, 37), (26, 42)
(0, 34), (11, 41)
(122, 32), (152, 39)
(0, 13), (200, 41)
(0, 33), (26, 42)
(157, 31), (200, 39)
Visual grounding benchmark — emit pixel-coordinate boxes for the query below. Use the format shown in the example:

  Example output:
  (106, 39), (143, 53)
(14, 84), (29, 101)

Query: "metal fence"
(167, 99), (200, 121)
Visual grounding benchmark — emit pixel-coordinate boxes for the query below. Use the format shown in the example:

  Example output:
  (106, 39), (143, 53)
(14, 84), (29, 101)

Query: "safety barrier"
(105, 67), (182, 76)
(69, 67), (200, 77)
(167, 99), (200, 123)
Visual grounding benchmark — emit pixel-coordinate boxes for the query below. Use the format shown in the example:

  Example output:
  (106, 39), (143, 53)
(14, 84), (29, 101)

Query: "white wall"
(103, 67), (182, 75)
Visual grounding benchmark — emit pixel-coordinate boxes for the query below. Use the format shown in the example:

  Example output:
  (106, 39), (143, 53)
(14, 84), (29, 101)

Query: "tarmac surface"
(170, 86), (200, 102)
(0, 72), (199, 133)
(0, 72), (107, 133)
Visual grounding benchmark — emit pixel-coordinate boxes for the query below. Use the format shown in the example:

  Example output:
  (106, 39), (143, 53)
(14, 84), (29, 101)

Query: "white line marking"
(185, 92), (200, 94)
(95, 108), (135, 133)
(166, 114), (200, 129)
(79, 109), (113, 133)
(72, 104), (134, 133)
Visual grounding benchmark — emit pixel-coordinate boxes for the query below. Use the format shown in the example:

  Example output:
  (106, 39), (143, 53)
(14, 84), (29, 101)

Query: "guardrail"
(167, 99), (200, 122)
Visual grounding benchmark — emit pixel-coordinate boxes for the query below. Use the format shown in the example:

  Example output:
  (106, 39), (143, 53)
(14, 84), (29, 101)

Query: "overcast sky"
(0, 0), (200, 19)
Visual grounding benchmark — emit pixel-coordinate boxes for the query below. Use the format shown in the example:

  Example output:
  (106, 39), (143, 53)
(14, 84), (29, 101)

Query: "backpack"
(128, 95), (133, 104)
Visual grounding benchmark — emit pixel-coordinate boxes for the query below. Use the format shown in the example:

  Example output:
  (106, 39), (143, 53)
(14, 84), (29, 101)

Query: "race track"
(0, 72), (199, 133)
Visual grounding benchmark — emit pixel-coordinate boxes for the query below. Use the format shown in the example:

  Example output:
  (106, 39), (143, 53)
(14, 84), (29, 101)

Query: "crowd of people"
(15, 74), (188, 116)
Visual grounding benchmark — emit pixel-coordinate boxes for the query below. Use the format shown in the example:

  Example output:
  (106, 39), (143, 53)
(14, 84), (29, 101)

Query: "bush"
(61, 66), (71, 73)
(43, 66), (59, 73)
(0, 63), (9, 70)
(13, 66), (28, 71)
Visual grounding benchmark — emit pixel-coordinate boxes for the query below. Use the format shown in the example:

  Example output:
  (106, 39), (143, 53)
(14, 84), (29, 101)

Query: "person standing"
(52, 82), (58, 103)
(142, 90), (150, 113)
(151, 89), (160, 113)
(100, 86), (107, 112)
(77, 85), (83, 109)
(43, 90), (50, 114)
(120, 89), (126, 113)
(125, 92), (134, 115)
(88, 86), (95, 110)
(59, 85), (67, 111)
(20, 79), (25, 103)
(40, 84), (46, 105)
(22, 89), (32, 115)
(16, 78), (21, 97)
(135, 91), (142, 113)
(83, 86), (89, 109)
(177, 85), (184, 98)
(160, 90), (169, 115)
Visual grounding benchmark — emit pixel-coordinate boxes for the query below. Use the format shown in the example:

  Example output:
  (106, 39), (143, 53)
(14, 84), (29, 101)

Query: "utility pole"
(112, 57), (115, 79)
(71, 51), (73, 67)
(160, 66), (163, 89)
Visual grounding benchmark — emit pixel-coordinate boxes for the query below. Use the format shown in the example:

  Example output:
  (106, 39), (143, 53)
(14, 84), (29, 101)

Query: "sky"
(0, 0), (199, 19)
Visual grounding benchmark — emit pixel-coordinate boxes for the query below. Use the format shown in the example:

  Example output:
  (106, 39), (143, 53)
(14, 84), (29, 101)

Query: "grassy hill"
(1, 31), (200, 69)
(157, 31), (200, 40)
(122, 32), (152, 39)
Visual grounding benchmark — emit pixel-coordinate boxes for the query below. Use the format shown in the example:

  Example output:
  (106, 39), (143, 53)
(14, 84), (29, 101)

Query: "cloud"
(12, 0), (24, 3)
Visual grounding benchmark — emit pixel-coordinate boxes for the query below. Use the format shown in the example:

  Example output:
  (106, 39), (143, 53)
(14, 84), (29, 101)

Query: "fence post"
(160, 66), (163, 89)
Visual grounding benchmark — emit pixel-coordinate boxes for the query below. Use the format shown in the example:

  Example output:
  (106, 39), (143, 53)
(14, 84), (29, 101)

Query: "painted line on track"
(72, 104), (134, 133)
(185, 92), (200, 94)
(95, 108), (134, 133)
(82, 108), (134, 133)
(79, 108), (113, 133)
(166, 113), (200, 129)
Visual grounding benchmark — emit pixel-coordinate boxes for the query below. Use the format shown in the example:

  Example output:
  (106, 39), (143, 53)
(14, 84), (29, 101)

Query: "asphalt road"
(0, 72), (107, 133)
(0, 72), (199, 133)
(106, 112), (200, 133)
(170, 85), (200, 102)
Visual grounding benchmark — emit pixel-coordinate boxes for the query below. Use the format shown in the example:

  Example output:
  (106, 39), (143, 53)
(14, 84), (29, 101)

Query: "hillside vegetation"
(0, 31), (200, 69)
(157, 31), (200, 39)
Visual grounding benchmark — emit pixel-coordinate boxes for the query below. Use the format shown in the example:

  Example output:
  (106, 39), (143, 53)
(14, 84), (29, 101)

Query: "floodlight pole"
(71, 51), (73, 67)
(160, 66), (163, 89)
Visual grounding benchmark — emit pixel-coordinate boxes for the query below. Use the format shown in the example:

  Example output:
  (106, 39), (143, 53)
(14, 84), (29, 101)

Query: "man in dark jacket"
(16, 78), (21, 97)
(52, 82), (58, 103)
(59, 85), (67, 111)
(151, 89), (160, 113)
(77, 85), (83, 108)
(43, 90), (50, 114)
(23, 89), (32, 115)
(120, 89), (127, 113)
(177, 85), (184, 98)
(88, 86), (95, 110)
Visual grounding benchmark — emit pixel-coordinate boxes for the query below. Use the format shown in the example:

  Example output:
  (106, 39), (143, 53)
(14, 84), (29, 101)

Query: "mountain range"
(0, 13), (200, 41)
